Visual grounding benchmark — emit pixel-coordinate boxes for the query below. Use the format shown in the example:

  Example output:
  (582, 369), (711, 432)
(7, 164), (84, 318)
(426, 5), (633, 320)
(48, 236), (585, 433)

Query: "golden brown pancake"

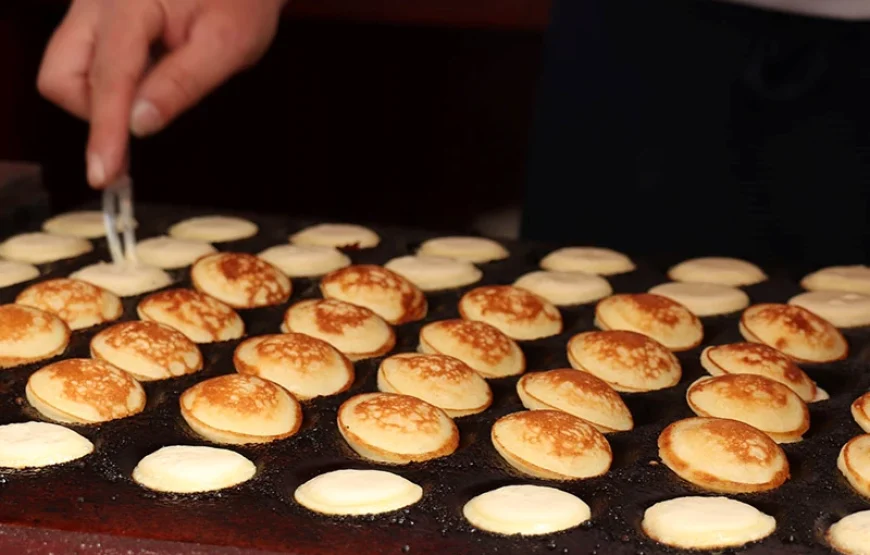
(595, 293), (703, 351)
(137, 288), (245, 344)
(838, 435), (870, 500)
(658, 417), (789, 493)
(377, 353), (492, 417)
(852, 392), (870, 433)
(191, 252), (291, 309)
(337, 392), (459, 464)
(491, 410), (612, 480)
(701, 343), (822, 403)
(458, 285), (562, 341)
(417, 319), (525, 379)
(567, 330), (681, 392)
(90, 320), (203, 381)
(233, 333), (354, 400)
(26, 358), (146, 424)
(516, 369), (633, 433)
(180, 373), (302, 444)
(739, 303), (848, 363)
(0, 304), (70, 369)
(15, 278), (122, 331)
(281, 299), (395, 361)
(686, 374), (809, 443)
(320, 265), (427, 325)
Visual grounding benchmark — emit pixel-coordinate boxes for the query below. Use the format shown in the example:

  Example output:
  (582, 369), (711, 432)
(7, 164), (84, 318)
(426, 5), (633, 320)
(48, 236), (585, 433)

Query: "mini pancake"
(384, 254), (482, 291)
(658, 417), (789, 493)
(290, 223), (380, 249)
(294, 469), (423, 516)
(701, 343), (825, 403)
(191, 252), (291, 309)
(667, 257), (767, 286)
(647, 282), (750, 317)
(686, 374), (809, 444)
(839, 435), (870, 500)
(69, 262), (173, 297)
(567, 330), (681, 392)
(167, 215), (258, 242)
(320, 265), (427, 325)
(337, 392), (459, 464)
(0, 260), (39, 288)
(137, 288), (245, 343)
(491, 410), (612, 480)
(417, 236), (509, 263)
(16, 278), (122, 331)
(595, 293), (703, 351)
(853, 393), (870, 433)
(43, 210), (138, 239)
(828, 510), (870, 555)
(513, 270), (612, 306)
(132, 445), (256, 493)
(0, 232), (92, 264)
(91, 320), (203, 381)
(0, 421), (94, 469)
(377, 353), (492, 417)
(458, 285), (562, 340)
(135, 235), (217, 269)
(281, 299), (395, 361)
(539, 246), (635, 276)
(516, 369), (633, 433)
(180, 374), (302, 445)
(258, 244), (351, 277)
(233, 333), (354, 400)
(789, 290), (870, 328)
(26, 358), (146, 424)
(462, 484), (590, 536)
(739, 303), (848, 363)
(642, 496), (776, 550)
(802, 265), (870, 295)
(418, 319), (524, 379)
(0, 304), (70, 369)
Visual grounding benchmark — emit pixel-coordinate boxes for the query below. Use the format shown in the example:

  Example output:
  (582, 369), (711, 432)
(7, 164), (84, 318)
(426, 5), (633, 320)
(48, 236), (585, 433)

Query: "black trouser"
(522, 0), (870, 272)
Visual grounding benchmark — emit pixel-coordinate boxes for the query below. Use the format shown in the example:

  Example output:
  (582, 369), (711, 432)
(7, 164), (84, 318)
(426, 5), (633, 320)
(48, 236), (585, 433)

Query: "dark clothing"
(522, 0), (870, 270)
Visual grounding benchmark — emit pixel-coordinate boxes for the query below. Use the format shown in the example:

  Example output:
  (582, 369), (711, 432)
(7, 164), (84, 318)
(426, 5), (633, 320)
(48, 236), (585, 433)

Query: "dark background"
(0, 1), (548, 232)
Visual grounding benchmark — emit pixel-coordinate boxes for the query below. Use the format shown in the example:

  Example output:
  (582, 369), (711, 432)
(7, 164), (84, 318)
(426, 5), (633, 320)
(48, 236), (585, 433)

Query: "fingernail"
(87, 153), (106, 187)
(130, 99), (162, 137)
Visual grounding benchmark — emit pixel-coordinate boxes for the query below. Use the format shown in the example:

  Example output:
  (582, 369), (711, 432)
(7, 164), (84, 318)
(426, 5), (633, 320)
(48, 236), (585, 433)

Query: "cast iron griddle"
(0, 203), (867, 555)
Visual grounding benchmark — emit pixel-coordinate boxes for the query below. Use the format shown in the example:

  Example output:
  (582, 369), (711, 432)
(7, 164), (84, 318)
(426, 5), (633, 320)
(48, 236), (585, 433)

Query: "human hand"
(37, 0), (287, 188)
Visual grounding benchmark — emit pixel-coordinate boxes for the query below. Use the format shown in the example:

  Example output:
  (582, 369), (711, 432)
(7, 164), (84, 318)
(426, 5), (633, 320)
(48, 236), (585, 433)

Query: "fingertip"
(86, 152), (107, 188)
(130, 99), (164, 137)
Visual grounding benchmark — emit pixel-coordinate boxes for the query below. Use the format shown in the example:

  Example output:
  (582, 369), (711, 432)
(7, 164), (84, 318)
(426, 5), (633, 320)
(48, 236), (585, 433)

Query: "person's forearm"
(718, 0), (870, 20)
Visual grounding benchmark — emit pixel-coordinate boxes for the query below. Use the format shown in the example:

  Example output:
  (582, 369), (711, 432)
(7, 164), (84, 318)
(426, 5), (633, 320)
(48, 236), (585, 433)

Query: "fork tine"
(103, 187), (125, 264)
(102, 174), (137, 265)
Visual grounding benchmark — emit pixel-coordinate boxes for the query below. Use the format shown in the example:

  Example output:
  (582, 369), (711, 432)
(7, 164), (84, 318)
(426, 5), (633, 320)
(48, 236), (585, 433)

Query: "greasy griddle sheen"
(0, 203), (866, 555)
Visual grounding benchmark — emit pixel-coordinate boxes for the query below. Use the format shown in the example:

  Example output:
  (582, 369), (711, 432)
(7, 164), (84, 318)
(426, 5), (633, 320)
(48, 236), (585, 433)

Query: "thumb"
(129, 28), (249, 137)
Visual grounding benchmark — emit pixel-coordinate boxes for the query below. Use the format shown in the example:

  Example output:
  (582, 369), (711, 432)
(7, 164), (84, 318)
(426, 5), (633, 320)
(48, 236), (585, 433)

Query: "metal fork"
(102, 174), (138, 265)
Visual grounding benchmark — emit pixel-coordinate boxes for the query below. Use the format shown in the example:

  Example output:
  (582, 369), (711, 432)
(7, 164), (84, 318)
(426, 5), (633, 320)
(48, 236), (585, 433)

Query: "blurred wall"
(0, 2), (547, 232)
